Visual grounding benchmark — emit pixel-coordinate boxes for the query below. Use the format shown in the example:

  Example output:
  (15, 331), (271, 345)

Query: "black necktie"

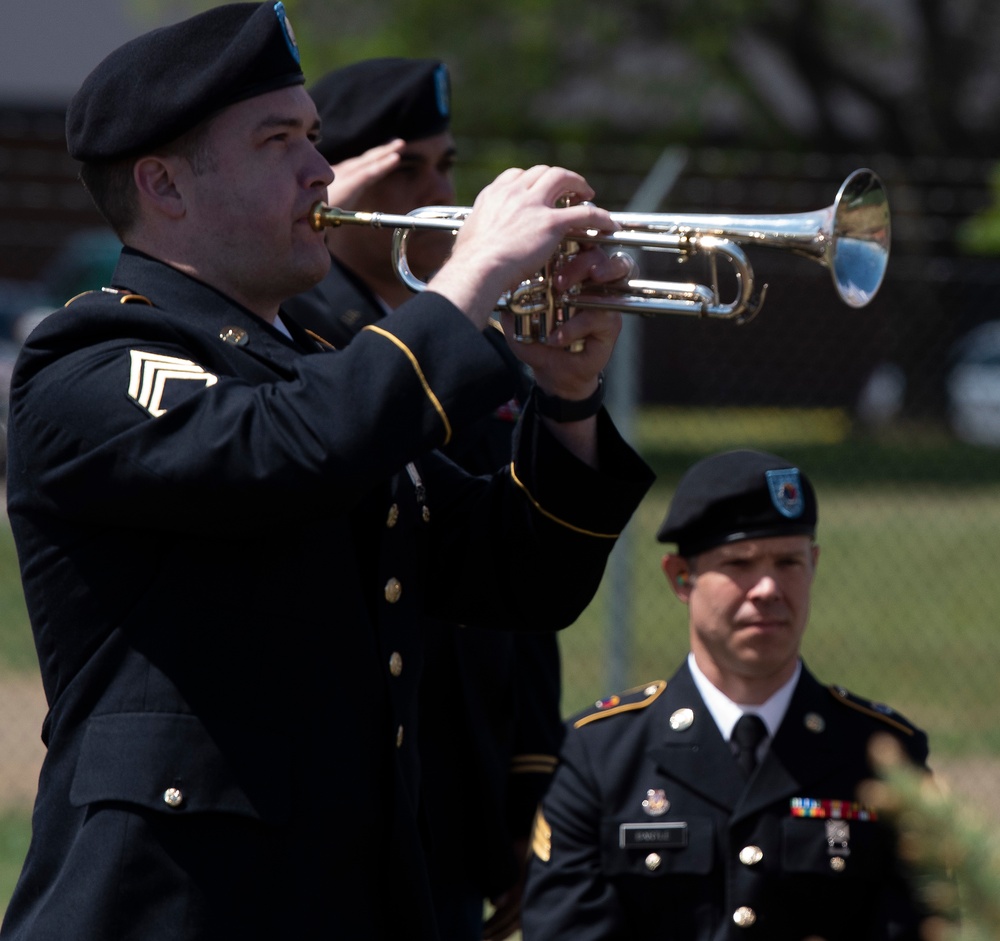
(732, 714), (768, 778)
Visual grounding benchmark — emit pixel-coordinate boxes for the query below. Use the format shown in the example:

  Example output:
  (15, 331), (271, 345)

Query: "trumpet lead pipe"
(310, 204), (464, 233)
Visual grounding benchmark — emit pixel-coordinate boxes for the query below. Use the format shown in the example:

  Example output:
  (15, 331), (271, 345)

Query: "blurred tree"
(957, 163), (1000, 255)
(140, 0), (1000, 158)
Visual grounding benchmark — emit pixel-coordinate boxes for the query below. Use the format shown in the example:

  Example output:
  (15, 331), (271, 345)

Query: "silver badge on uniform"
(804, 712), (826, 733)
(642, 789), (670, 816)
(669, 708), (694, 731)
(825, 819), (851, 856)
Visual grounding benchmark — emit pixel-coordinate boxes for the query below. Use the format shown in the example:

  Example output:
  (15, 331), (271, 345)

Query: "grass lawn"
(0, 813), (31, 918)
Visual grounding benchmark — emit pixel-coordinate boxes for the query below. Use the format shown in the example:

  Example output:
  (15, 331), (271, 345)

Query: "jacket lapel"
(646, 662), (846, 822)
(646, 663), (745, 811)
(732, 666), (841, 823)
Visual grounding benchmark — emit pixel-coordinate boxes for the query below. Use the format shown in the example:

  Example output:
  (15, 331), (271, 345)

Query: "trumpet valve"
(508, 275), (551, 343)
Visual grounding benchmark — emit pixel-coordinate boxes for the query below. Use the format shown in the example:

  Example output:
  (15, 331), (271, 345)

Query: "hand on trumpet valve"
(605, 251), (639, 283)
(549, 246), (634, 299)
(502, 247), (628, 393)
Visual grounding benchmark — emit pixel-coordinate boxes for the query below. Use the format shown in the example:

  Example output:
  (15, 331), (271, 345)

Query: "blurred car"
(946, 320), (1000, 446)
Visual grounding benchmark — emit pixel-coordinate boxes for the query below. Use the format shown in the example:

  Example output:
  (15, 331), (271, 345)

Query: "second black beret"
(310, 58), (451, 164)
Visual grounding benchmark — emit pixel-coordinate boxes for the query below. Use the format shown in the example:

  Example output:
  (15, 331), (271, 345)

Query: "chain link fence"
(2, 130), (1000, 908)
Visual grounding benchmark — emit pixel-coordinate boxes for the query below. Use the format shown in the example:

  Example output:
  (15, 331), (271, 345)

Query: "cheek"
(783, 575), (813, 606)
(793, 586), (814, 621)
(691, 591), (739, 631)
(427, 173), (455, 200)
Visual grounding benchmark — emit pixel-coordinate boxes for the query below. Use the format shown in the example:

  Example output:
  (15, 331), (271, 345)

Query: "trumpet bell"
(829, 169), (891, 308)
(607, 167), (890, 316)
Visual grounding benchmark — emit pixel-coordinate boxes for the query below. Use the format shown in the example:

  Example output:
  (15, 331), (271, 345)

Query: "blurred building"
(0, 0), (181, 283)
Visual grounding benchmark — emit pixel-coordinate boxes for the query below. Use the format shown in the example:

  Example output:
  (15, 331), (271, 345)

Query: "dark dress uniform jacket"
(2, 249), (654, 941)
(285, 259), (565, 914)
(522, 660), (932, 941)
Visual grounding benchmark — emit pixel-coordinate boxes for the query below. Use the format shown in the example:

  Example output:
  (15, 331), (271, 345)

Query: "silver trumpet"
(310, 168), (890, 344)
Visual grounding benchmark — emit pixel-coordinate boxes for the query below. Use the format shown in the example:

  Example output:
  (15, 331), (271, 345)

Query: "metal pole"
(603, 147), (688, 692)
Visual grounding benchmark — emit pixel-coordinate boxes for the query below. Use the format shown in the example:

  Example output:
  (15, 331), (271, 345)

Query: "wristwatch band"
(534, 374), (605, 423)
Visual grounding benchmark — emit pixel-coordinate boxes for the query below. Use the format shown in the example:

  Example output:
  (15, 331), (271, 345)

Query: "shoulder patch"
(128, 350), (218, 417)
(827, 685), (917, 736)
(572, 680), (667, 729)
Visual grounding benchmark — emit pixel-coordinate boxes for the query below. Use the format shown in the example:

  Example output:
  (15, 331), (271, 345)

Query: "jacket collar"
(646, 660), (841, 820)
(113, 247), (325, 367)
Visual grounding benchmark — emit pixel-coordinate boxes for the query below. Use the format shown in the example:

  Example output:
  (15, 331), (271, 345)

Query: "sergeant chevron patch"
(530, 808), (552, 862)
(128, 350), (218, 417)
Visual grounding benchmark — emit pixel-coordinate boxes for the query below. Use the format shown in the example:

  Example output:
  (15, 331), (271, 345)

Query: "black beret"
(657, 449), (817, 555)
(310, 58), (451, 164)
(67, 2), (305, 162)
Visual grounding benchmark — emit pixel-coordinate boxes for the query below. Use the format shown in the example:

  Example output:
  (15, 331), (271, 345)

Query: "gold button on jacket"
(384, 577), (402, 603)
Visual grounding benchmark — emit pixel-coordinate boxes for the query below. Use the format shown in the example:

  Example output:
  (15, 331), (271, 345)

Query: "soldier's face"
(683, 535), (818, 695)
(363, 132), (457, 213)
(175, 86), (334, 317)
(344, 132), (457, 280)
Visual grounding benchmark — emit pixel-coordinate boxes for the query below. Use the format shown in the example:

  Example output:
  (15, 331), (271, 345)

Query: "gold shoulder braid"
(827, 685), (917, 736)
(65, 287), (153, 307)
(573, 680), (667, 729)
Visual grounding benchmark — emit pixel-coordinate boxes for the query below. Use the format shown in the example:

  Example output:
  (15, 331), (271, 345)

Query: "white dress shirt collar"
(687, 651), (801, 742)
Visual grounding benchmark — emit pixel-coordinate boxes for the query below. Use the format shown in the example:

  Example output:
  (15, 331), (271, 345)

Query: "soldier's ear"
(662, 554), (692, 601)
(134, 155), (187, 220)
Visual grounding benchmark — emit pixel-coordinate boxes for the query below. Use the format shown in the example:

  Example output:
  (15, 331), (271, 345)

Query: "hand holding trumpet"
(425, 165), (622, 332)
(430, 166), (633, 463)
(433, 166), (628, 462)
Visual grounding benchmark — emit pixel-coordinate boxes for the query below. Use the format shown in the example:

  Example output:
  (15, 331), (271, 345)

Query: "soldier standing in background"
(523, 449), (935, 941)
(284, 58), (563, 941)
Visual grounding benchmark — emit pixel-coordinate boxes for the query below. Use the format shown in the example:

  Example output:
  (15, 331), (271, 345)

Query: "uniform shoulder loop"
(65, 287), (153, 308)
(827, 685), (918, 736)
(572, 680), (667, 730)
